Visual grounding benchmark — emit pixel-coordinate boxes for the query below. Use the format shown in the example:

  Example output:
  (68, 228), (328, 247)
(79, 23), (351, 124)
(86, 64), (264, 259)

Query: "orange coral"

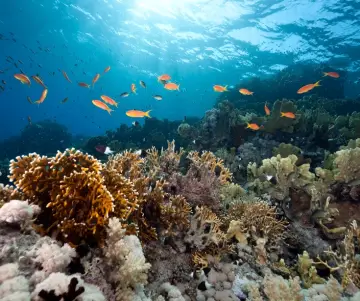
(187, 151), (232, 184)
(0, 184), (25, 206)
(8, 148), (138, 245)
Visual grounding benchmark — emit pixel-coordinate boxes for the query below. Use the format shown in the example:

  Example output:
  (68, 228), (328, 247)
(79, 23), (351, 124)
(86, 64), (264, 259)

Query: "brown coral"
(8, 148), (137, 245)
(0, 184), (25, 207)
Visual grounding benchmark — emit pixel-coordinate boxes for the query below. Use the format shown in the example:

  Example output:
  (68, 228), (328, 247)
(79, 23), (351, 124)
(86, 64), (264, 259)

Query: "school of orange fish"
(13, 67), (339, 131)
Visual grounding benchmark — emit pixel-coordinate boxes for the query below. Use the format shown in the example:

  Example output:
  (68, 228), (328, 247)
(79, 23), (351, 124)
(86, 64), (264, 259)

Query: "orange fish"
(213, 85), (227, 92)
(131, 83), (137, 94)
(31, 75), (46, 88)
(164, 82), (180, 91)
(62, 71), (71, 83)
(92, 73), (100, 87)
(158, 74), (171, 82)
(14, 74), (31, 86)
(92, 100), (113, 115)
(104, 66), (110, 73)
(246, 123), (260, 130)
(323, 72), (339, 78)
(264, 103), (271, 116)
(35, 88), (48, 104)
(297, 80), (321, 94)
(239, 88), (254, 95)
(126, 109), (152, 118)
(101, 95), (118, 107)
(281, 111), (296, 119)
(78, 82), (90, 88)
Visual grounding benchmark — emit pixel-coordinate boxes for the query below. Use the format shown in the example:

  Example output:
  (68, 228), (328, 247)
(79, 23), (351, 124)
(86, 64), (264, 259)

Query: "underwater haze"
(0, 0), (360, 140)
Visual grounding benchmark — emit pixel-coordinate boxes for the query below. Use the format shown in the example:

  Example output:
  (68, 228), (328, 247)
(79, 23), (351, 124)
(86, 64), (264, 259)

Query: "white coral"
(158, 282), (186, 301)
(0, 200), (40, 226)
(105, 218), (151, 300)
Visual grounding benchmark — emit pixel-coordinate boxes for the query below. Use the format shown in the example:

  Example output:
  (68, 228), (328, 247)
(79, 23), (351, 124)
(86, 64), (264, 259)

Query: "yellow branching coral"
(145, 140), (184, 178)
(185, 206), (226, 253)
(161, 195), (191, 237)
(188, 150), (232, 184)
(8, 148), (138, 245)
(0, 184), (25, 207)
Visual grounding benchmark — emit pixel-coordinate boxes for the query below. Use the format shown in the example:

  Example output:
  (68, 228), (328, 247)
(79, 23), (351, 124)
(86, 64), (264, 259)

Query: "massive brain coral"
(8, 148), (138, 246)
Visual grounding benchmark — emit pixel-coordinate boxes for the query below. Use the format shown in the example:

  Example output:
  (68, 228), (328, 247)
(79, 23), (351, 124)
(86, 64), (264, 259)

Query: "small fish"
(27, 96), (33, 104)
(323, 72), (339, 78)
(213, 85), (227, 92)
(245, 123), (261, 130)
(27, 116), (32, 125)
(104, 66), (110, 73)
(35, 88), (48, 104)
(239, 88), (254, 95)
(140, 80), (146, 88)
(92, 73), (100, 87)
(0, 85), (4, 91)
(132, 121), (139, 127)
(78, 82), (90, 88)
(131, 83), (137, 94)
(159, 79), (167, 85)
(264, 103), (270, 116)
(126, 109), (152, 118)
(18, 60), (23, 64)
(1, 80), (6, 85)
(153, 95), (162, 101)
(31, 75), (46, 88)
(61, 97), (69, 103)
(62, 71), (72, 83)
(280, 111), (296, 119)
(101, 95), (118, 107)
(158, 74), (171, 82)
(297, 80), (321, 94)
(164, 82), (180, 91)
(92, 100), (113, 114)
(0, 70), (4, 74)
(120, 92), (129, 97)
(95, 145), (113, 155)
(14, 74), (31, 86)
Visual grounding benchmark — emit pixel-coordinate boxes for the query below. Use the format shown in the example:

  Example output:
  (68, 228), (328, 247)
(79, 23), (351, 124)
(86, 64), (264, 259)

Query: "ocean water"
(0, 0), (360, 140)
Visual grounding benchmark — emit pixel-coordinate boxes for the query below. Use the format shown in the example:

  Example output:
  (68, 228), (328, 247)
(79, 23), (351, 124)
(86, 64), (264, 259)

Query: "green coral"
(273, 143), (301, 158)
(297, 251), (325, 288)
(263, 99), (298, 133)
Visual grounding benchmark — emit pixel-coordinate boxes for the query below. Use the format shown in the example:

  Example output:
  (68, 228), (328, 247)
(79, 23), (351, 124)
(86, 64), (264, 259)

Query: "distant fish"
(78, 82), (90, 88)
(158, 74), (171, 82)
(35, 88), (48, 104)
(213, 85), (227, 92)
(120, 92), (129, 97)
(62, 70), (72, 83)
(126, 109), (151, 118)
(95, 145), (113, 155)
(104, 66), (110, 73)
(131, 83), (137, 94)
(14, 74), (31, 86)
(245, 123), (261, 131)
(132, 121), (139, 127)
(1, 80), (6, 85)
(61, 97), (69, 103)
(164, 82), (180, 91)
(297, 80), (321, 94)
(92, 100), (113, 114)
(31, 75), (47, 88)
(100, 95), (118, 107)
(27, 96), (33, 104)
(153, 95), (162, 101)
(92, 73), (100, 87)
(239, 88), (254, 95)
(159, 79), (167, 85)
(280, 111), (296, 119)
(27, 116), (32, 125)
(140, 80), (146, 88)
(264, 103), (270, 116)
(323, 72), (339, 78)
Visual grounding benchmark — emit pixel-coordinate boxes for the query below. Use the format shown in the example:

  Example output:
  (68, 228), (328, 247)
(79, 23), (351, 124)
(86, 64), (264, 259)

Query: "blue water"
(1, 0), (360, 140)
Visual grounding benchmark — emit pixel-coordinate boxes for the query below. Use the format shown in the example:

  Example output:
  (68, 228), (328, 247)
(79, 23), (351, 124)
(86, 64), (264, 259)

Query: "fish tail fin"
(251, 91), (254, 95)
(145, 110), (152, 118)
(224, 85), (228, 91)
(245, 123), (249, 129)
(107, 108), (113, 115)
(280, 112), (285, 117)
(315, 80), (321, 87)
(322, 72), (328, 77)
(177, 84), (180, 91)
